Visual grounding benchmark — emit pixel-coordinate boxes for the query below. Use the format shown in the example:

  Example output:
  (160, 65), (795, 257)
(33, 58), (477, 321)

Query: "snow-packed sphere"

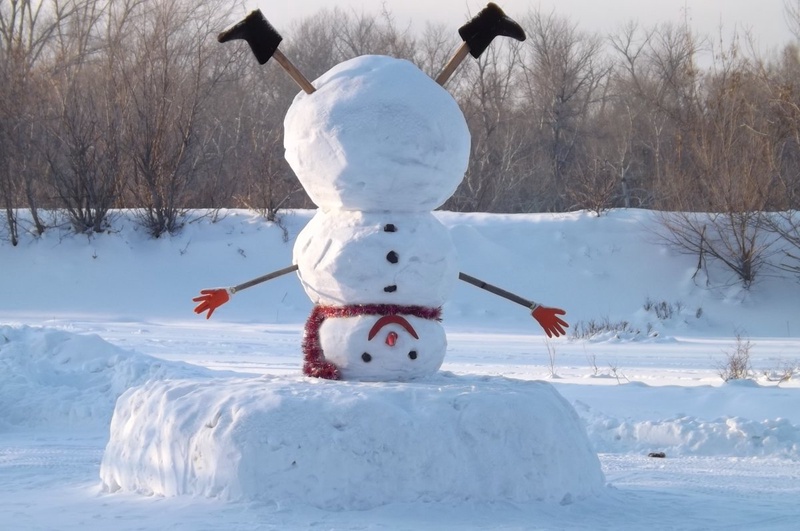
(293, 211), (458, 306)
(284, 55), (471, 212)
(318, 314), (446, 381)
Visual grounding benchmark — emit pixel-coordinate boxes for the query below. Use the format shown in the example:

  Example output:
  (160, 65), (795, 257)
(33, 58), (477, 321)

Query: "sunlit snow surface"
(2, 209), (800, 529)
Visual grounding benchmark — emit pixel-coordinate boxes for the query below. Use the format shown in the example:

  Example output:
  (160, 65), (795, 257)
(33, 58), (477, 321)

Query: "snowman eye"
(408, 350), (418, 360)
(361, 352), (372, 363)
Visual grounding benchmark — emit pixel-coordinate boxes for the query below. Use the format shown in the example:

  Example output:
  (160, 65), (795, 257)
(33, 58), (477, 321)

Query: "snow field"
(2, 209), (800, 528)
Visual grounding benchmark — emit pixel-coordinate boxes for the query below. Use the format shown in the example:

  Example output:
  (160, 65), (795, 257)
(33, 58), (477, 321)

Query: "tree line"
(2, 0), (800, 285)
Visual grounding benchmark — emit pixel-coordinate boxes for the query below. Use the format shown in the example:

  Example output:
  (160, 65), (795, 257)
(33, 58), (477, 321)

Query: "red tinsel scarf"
(302, 304), (443, 380)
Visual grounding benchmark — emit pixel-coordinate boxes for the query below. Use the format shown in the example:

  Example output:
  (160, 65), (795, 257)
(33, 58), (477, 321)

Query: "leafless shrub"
(571, 318), (639, 340)
(585, 349), (599, 376)
(566, 157), (619, 216)
(717, 334), (753, 382)
(763, 359), (798, 384)
(545, 340), (558, 378)
(658, 212), (778, 289)
(608, 362), (629, 384)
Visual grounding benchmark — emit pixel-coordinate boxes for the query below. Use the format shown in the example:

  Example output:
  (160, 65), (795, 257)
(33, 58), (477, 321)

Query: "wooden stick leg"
(435, 43), (470, 86)
(273, 49), (316, 94)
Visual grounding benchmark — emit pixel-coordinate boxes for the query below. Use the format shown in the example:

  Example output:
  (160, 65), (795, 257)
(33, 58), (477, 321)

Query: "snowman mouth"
(368, 315), (419, 342)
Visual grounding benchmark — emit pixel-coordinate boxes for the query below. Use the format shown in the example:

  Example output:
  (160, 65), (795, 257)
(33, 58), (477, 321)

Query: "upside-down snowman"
(194, 3), (568, 381)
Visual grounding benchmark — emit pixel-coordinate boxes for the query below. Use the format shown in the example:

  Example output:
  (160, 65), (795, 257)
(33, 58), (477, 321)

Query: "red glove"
(532, 305), (568, 338)
(193, 288), (230, 319)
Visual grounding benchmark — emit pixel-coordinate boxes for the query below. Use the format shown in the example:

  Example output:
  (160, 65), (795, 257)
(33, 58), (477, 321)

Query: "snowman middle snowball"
(286, 55), (471, 381)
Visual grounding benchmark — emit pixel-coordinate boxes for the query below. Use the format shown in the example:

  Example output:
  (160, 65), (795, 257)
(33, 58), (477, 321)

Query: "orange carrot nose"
(386, 331), (398, 347)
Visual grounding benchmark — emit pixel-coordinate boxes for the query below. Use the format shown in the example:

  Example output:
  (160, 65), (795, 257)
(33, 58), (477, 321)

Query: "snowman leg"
(435, 3), (526, 86)
(218, 10), (316, 94)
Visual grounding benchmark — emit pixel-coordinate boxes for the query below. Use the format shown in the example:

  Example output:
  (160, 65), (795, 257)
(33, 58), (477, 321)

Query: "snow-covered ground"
(2, 209), (799, 530)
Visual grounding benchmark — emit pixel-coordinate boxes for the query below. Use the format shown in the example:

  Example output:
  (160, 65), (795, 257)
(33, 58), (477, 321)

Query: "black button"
(384, 285), (397, 293)
(386, 251), (399, 264)
(384, 224), (397, 232)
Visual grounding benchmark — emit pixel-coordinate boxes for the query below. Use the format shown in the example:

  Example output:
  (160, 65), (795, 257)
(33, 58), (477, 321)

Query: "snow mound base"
(0, 325), (216, 431)
(100, 374), (605, 509)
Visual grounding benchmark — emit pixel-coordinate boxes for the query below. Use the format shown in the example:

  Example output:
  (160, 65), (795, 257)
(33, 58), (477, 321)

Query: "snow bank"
(100, 374), (605, 508)
(589, 415), (800, 458)
(0, 325), (217, 431)
(574, 391), (800, 459)
(4, 209), (800, 338)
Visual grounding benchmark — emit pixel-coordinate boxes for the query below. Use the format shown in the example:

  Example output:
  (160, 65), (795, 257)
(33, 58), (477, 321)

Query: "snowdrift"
(100, 374), (605, 508)
(573, 383), (800, 458)
(0, 325), (216, 432)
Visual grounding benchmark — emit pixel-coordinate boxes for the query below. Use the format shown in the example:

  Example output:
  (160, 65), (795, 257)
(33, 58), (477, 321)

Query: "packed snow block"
(100, 374), (605, 508)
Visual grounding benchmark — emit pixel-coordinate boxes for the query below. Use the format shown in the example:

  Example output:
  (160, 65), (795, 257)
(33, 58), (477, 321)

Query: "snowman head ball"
(284, 55), (471, 212)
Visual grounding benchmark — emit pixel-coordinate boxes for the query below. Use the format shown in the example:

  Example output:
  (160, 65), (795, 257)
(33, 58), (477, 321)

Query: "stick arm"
(458, 272), (569, 337)
(458, 272), (539, 309)
(230, 264), (299, 294)
(193, 264), (299, 319)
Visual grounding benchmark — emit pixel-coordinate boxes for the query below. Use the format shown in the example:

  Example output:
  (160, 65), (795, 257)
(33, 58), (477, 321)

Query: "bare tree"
(519, 9), (608, 211)
(285, 10), (345, 82)
(448, 39), (532, 212)
(765, 212), (800, 276)
(117, 0), (235, 237)
(746, 3), (800, 277)
(221, 58), (307, 222)
(609, 21), (704, 209)
(658, 41), (781, 287)
(0, 0), (75, 243)
(43, 0), (124, 233)
(335, 6), (415, 60)
(785, 0), (800, 40)
(415, 23), (459, 78)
